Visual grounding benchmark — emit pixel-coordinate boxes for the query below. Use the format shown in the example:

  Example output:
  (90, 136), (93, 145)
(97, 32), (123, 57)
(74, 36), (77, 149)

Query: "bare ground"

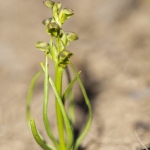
(1, 0), (150, 150)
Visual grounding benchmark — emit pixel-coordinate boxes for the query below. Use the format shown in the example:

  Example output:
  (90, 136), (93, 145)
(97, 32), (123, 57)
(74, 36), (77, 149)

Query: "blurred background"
(1, 0), (150, 149)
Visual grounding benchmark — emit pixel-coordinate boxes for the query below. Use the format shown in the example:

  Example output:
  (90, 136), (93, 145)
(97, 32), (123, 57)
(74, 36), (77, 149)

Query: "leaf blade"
(69, 62), (92, 150)
(30, 118), (54, 150)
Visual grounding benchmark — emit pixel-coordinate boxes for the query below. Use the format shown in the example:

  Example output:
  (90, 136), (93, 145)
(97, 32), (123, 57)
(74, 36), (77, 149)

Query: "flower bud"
(35, 41), (49, 52)
(66, 32), (78, 41)
(63, 8), (74, 16)
(43, 0), (54, 8)
(53, 3), (62, 24)
(59, 8), (74, 24)
(56, 2), (61, 11)
(42, 18), (52, 26)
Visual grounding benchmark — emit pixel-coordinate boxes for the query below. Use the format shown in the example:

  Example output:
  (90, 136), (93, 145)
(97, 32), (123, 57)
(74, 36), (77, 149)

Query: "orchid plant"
(26, 1), (92, 150)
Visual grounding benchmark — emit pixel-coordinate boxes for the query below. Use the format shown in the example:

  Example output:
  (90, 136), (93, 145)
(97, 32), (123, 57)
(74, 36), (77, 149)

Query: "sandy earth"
(1, 0), (150, 150)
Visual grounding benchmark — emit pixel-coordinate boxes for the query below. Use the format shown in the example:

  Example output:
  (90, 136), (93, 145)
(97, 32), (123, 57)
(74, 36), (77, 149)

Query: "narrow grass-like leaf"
(26, 69), (58, 149)
(40, 62), (45, 72)
(64, 66), (74, 123)
(69, 62), (92, 150)
(43, 55), (59, 149)
(30, 118), (54, 150)
(26, 70), (43, 128)
(63, 69), (81, 124)
(62, 71), (81, 102)
(26, 70), (56, 150)
(49, 76), (74, 150)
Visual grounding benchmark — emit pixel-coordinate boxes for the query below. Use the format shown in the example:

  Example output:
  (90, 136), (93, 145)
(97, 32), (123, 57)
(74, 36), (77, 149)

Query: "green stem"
(55, 65), (66, 150)
(56, 37), (60, 53)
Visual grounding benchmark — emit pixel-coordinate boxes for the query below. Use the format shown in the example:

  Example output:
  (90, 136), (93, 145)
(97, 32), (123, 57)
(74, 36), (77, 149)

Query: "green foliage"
(26, 1), (92, 150)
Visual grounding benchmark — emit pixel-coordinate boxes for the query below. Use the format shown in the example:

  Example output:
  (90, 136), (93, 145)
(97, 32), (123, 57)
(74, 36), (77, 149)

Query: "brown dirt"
(1, 0), (150, 150)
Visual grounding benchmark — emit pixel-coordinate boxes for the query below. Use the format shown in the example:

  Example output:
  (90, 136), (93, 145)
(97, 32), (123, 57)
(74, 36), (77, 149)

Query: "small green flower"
(35, 41), (49, 52)
(58, 50), (73, 68)
(46, 22), (60, 37)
